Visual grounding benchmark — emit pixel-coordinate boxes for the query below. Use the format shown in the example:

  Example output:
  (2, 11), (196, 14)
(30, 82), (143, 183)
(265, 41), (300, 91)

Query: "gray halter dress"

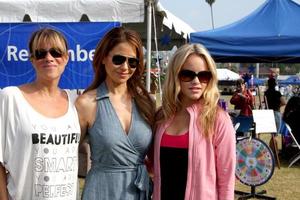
(82, 83), (153, 200)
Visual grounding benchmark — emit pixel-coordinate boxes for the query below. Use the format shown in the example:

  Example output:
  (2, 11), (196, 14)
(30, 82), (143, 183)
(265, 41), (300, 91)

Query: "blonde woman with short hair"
(0, 28), (80, 200)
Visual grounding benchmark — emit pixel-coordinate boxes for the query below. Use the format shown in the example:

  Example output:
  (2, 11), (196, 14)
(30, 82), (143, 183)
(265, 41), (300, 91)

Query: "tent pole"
(256, 63), (260, 78)
(146, 0), (153, 92)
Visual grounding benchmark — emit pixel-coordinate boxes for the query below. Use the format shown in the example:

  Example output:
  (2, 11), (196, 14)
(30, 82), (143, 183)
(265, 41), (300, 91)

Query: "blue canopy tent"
(190, 0), (300, 63)
(279, 75), (300, 85)
(251, 77), (265, 86)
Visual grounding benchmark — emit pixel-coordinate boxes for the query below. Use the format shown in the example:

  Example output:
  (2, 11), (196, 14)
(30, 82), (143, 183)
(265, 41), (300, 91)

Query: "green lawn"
(235, 159), (300, 200)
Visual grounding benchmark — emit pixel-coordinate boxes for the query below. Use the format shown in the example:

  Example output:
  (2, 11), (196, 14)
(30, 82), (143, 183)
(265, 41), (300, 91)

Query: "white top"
(0, 86), (81, 200)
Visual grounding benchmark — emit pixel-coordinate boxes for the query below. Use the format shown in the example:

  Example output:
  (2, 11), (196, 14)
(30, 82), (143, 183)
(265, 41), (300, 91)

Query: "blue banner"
(0, 22), (120, 89)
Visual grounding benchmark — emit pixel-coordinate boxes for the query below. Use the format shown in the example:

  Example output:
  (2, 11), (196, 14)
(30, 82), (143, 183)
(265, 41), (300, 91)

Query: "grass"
(235, 159), (300, 200)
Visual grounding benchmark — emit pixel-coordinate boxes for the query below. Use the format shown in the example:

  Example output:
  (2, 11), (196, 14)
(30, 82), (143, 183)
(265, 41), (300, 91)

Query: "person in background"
(0, 28), (80, 200)
(285, 84), (294, 101)
(76, 27), (155, 200)
(283, 95), (300, 144)
(265, 77), (286, 132)
(152, 43), (236, 200)
(230, 78), (255, 117)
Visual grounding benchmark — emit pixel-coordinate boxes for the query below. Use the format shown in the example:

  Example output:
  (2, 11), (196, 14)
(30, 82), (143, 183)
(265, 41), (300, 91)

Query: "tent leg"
(145, 0), (153, 92)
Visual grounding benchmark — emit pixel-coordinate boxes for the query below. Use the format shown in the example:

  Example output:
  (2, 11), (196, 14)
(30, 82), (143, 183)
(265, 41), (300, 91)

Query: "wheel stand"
(234, 121), (277, 200)
(235, 186), (276, 200)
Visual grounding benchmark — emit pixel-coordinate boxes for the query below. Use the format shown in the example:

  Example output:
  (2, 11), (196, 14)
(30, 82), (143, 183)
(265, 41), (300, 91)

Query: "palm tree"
(205, 0), (215, 29)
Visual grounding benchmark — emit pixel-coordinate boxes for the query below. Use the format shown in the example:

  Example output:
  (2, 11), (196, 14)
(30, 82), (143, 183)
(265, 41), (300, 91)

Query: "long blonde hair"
(160, 43), (220, 137)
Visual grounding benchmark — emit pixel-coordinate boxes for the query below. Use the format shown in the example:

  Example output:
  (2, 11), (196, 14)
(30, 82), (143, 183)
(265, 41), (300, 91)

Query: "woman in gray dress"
(76, 27), (155, 200)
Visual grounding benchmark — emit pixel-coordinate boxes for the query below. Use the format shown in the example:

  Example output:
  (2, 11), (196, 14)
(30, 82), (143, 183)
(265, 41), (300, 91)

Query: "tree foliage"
(205, 0), (215, 6)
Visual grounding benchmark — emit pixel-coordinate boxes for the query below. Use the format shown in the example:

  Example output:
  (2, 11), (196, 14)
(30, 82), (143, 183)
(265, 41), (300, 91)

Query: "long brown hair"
(85, 27), (155, 126)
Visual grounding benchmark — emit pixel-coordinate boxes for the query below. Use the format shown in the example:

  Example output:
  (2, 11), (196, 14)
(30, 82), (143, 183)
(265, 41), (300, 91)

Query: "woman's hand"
(0, 164), (8, 200)
(238, 93), (245, 98)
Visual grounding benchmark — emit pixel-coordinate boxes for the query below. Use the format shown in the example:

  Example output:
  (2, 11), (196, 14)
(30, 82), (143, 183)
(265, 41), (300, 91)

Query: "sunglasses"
(34, 48), (63, 60)
(112, 55), (139, 69)
(179, 70), (212, 83)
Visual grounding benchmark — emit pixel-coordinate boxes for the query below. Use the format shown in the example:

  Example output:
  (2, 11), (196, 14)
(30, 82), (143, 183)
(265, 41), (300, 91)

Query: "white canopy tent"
(0, 0), (194, 91)
(157, 3), (194, 40)
(0, 0), (145, 23)
(123, 2), (194, 94)
(124, 2), (194, 50)
(217, 68), (240, 81)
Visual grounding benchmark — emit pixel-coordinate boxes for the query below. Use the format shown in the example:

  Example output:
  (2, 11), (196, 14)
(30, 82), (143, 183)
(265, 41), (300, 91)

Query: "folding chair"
(233, 116), (253, 132)
(234, 122), (240, 132)
(285, 124), (300, 168)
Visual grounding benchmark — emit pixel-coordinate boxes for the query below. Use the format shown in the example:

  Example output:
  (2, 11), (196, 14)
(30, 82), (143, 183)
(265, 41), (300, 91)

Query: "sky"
(159, 0), (300, 31)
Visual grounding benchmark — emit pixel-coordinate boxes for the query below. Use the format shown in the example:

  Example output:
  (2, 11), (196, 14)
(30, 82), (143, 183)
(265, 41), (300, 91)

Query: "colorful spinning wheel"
(236, 138), (275, 186)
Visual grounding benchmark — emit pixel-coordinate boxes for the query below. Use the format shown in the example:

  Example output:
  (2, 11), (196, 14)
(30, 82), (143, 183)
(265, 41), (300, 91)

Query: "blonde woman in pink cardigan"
(153, 43), (236, 200)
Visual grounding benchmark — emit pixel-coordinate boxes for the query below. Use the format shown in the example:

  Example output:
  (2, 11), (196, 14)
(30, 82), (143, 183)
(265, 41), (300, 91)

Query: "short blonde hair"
(29, 28), (68, 60)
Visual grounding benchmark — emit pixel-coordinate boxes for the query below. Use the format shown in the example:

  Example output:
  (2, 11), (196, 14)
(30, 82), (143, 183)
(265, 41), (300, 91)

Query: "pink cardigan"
(153, 104), (236, 200)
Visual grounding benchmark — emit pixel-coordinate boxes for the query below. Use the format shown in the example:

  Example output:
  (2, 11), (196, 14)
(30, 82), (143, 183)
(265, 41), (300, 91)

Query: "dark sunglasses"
(179, 70), (212, 83)
(34, 48), (63, 60)
(112, 55), (139, 69)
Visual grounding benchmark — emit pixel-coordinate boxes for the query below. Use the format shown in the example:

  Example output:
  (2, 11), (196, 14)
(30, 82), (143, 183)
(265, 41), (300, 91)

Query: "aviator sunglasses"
(179, 69), (212, 83)
(112, 55), (139, 69)
(34, 48), (63, 60)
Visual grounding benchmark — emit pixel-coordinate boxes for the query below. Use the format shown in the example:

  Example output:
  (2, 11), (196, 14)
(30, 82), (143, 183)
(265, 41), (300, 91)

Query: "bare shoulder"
(75, 89), (98, 132)
(76, 89), (96, 104)
(75, 89), (97, 114)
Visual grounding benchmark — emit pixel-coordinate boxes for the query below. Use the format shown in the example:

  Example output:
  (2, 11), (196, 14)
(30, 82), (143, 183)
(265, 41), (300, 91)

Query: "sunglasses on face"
(178, 70), (212, 83)
(112, 55), (139, 69)
(34, 48), (63, 60)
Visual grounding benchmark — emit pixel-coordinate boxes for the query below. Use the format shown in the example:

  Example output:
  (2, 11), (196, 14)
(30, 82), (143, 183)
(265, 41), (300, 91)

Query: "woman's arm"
(280, 96), (287, 107)
(214, 111), (236, 200)
(244, 89), (255, 107)
(145, 142), (154, 178)
(0, 164), (8, 200)
(0, 90), (8, 200)
(230, 92), (242, 105)
(75, 98), (88, 143)
(75, 91), (97, 144)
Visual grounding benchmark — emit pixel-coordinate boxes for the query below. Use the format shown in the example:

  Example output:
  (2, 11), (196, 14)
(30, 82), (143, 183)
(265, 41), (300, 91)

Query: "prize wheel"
(235, 138), (275, 186)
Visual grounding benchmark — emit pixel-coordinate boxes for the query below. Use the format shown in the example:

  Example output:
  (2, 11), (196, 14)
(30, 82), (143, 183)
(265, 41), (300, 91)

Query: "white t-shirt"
(0, 86), (81, 200)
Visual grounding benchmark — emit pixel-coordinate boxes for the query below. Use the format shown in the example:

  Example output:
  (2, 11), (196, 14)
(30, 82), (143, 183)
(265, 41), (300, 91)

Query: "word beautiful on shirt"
(31, 126), (80, 199)
(32, 132), (80, 145)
